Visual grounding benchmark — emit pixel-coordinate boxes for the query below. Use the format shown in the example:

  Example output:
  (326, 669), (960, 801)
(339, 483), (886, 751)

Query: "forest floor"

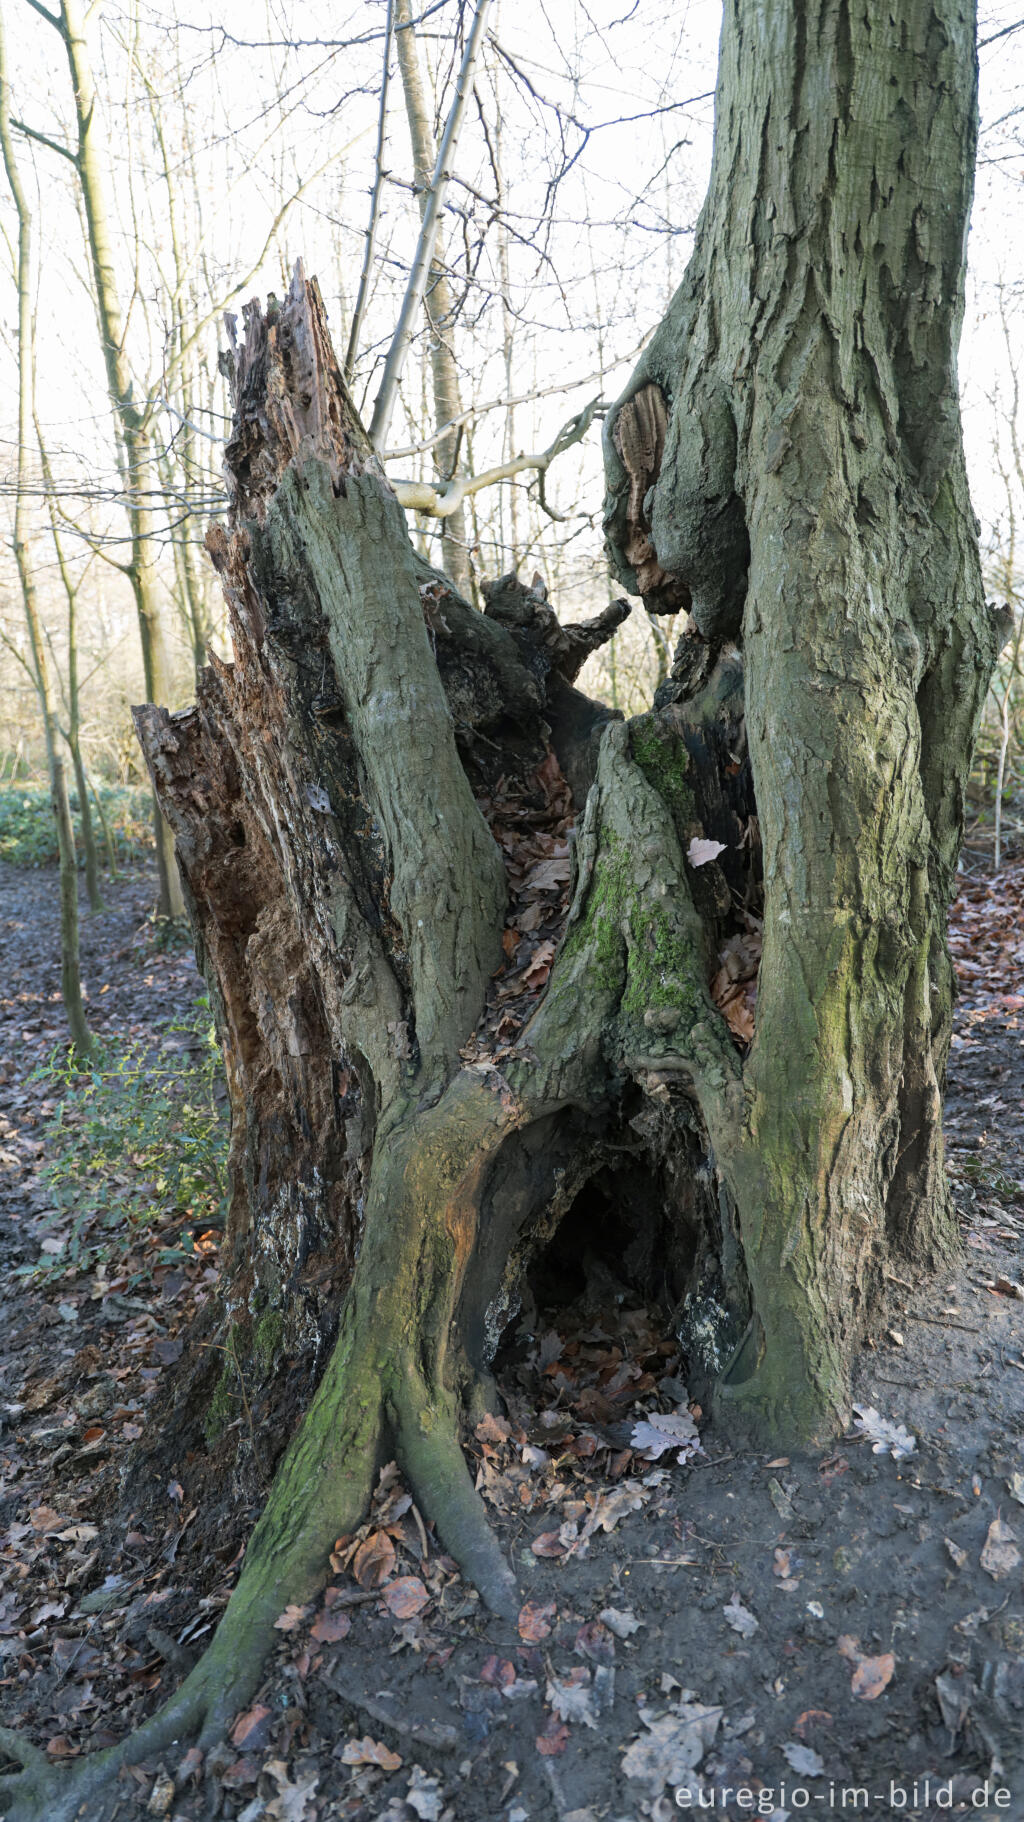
(1, 845), (1024, 1822)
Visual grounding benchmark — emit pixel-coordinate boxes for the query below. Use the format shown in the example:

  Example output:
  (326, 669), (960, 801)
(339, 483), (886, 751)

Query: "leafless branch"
(391, 395), (602, 518)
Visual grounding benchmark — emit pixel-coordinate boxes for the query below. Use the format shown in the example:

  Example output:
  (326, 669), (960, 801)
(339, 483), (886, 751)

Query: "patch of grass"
(25, 1000), (228, 1284)
(0, 779), (153, 869)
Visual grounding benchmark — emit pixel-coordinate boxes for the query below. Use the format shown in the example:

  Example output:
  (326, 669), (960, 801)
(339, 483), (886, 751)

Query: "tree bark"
(603, 0), (997, 1432)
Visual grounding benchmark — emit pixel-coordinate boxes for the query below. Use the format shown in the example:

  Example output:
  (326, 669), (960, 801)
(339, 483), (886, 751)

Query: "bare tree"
(369, 0), (491, 590)
(0, 6), (92, 1050)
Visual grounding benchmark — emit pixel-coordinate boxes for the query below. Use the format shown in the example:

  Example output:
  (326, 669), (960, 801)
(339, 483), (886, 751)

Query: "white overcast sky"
(1, 0), (1022, 591)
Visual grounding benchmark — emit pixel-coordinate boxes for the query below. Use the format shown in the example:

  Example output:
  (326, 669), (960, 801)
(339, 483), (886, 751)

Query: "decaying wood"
(611, 382), (689, 612)
(123, 271), (757, 1752)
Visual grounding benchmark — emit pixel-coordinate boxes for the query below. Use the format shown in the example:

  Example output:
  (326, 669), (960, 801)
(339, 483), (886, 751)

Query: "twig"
(410, 1499), (430, 1560)
(906, 1313), (982, 1334)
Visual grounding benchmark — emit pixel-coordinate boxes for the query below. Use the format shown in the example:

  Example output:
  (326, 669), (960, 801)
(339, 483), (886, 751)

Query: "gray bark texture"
(604, 0), (998, 1430)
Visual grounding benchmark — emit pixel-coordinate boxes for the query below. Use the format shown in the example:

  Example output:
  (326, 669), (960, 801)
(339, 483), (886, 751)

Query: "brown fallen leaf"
(535, 1717), (570, 1755)
(518, 1600), (557, 1642)
(29, 1506), (67, 1533)
(310, 1608), (352, 1643)
(340, 1736), (402, 1771)
(531, 1530), (567, 1558)
(711, 976), (756, 1043)
(793, 1709), (833, 1738)
(837, 1634), (895, 1699)
(231, 1704), (272, 1749)
(850, 1653), (895, 1700)
(475, 1412), (512, 1444)
(273, 1604), (309, 1633)
(583, 1482), (645, 1537)
(480, 1655), (517, 1687)
(382, 1576), (429, 1619)
(352, 1530), (396, 1589)
(771, 1544), (800, 1590)
(175, 1746), (203, 1784)
(264, 1759), (319, 1820)
(980, 1516), (1021, 1579)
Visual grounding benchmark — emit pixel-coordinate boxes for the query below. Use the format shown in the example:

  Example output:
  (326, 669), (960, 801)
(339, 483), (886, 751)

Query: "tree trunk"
(36, 425), (104, 912)
(0, 14), (93, 1055)
(394, 0), (472, 593)
(0, 3), (995, 1811)
(603, 0), (996, 1433)
(58, 0), (185, 920)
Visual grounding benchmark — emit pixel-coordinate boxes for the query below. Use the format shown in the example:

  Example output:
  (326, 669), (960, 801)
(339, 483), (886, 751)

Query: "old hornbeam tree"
(1, 0), (999, 1813)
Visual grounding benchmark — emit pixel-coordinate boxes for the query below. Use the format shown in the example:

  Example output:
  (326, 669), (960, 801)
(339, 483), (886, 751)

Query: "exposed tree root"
(0, 1378), (510, 1819)
(390, 1374), (519, 1620)
(0, 1092), (527, 1819)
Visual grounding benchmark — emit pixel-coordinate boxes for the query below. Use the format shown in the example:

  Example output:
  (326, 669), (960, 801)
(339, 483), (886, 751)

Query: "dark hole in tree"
(488, 1156), (705, 1432)
(496, 1158), (696, 1369)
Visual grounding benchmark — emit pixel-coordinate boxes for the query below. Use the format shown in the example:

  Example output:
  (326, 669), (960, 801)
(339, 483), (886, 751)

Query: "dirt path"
(1, 857), (1024, 1822)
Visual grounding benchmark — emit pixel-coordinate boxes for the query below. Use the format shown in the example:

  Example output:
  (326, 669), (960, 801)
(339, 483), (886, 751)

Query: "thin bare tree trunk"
(344, 0), (395, 386)
(384, 0), (487, 590)
(55, 0), (184, 917)
(0, 12), (92, 1051)
(35, 426), (103, 911)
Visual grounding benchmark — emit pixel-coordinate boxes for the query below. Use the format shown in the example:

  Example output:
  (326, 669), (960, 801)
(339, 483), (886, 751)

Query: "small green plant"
(27, 1000), (228, 1283)
(0, 779), (153, 869)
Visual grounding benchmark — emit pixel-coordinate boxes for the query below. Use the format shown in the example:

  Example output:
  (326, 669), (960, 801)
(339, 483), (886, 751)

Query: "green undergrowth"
(24, 1001), (229, 1285)
(0, 779), (153, 869)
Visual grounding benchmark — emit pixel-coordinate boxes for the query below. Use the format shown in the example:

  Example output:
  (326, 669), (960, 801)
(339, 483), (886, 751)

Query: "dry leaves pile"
(319, 1463), (465, 1655)
(0, 1465), (237, 1759)
(469, 1303), (703, 1562)
(710, 911), (762, 1046)
(948, 857), (1024, 1012)
(466, 750), (575, 1059)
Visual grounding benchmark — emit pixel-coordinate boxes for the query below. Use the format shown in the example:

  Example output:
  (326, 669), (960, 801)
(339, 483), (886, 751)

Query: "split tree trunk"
(1, 4), (996, 1814)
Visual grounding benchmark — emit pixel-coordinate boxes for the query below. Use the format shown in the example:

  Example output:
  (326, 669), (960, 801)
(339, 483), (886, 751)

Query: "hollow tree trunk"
(0, 7), (995, 1815)
(603, 0), (997, 1432)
